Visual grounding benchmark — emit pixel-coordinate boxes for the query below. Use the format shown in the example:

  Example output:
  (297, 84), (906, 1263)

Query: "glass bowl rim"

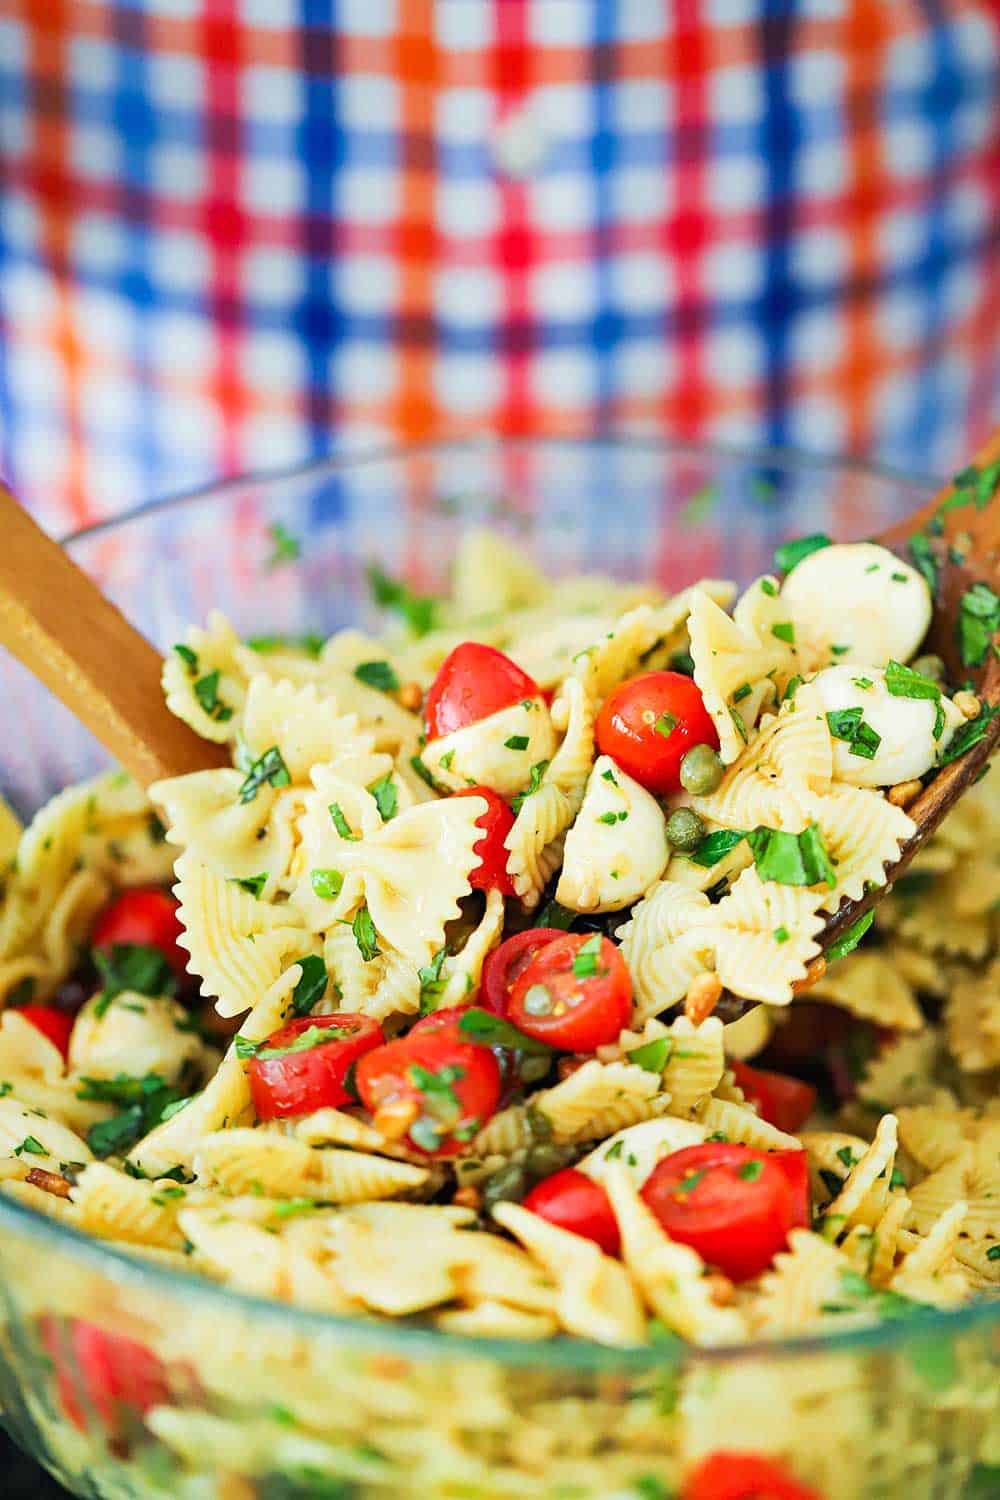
(5, 432), (988, 1373)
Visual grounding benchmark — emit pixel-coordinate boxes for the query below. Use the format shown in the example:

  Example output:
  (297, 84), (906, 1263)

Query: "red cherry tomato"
(640, 1142), (795, 1283)
(480, 928), (568, 1015)
(91, 887), (187, 979)
(356, 1027), (501, 1157)
(730, 1061), (816, 1134)
(424, 642), (540, 742)
(247, 1013), (383, 1121)
(772, 1149), (811, 1230)
(523, 1167), (621, 1256)
(506, 933), (632, 1052)
(595, 670), (718, 796)
(452, 786), (515, 895)
(16, 1004), (74, 1060)
(682, 1451), (823, 1500)
(41, 1316), (170, 1434)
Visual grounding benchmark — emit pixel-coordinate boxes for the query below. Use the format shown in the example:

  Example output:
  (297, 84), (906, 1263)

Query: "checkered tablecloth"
(1, 1), (999, 531)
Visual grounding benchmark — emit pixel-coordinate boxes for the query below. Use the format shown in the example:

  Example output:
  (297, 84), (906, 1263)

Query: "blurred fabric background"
(0, 1), (998, 531)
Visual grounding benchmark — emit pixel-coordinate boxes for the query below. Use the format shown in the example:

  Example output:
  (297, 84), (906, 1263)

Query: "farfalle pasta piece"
(532, 1059), (669, 1143)
(556, 756), (669, 913)
(434, 1302), (556, 1341)
(290, 769), (385, 931)
(323, 923), (421, 1022)
(888, 868), (994, 959)
(324, 1202), (481, 1316)
(603, 1166), (745, 1344)
(687, 867), (824, 1006)
(503, 676), (595, 905)
(179, 1207), (357, 1313)
(151, 769), (295, 896)
(492, 1199), (646, 1347)
(0, 779), (100, 960)
(421, 699), (556, 800)
(434, 887), (505, 1010)
(746, 1229), (848, 1337)
(571, 587), (733, 709)
(688, 586), (794, 763)
(294, 1109), (389, 1151)
(896, 1107), (1000, 1174)
(505, 611), (618, 691)
(945, 964), (1000, 1071)
(798, 1130), (872, 1206)
(0, 1095), (93, 1171)
(0, 1012), (109, 1134)
(806, 784), (915, 911)
(162, 611), (246, 743)
(194, 1129), (429, 1203)
(907, 1144), (1000, 1241)
(819, 1113), (898, 1236)
(577, 1115), (708, 1190)
(808, 952), (924, 1033)
(890, 1202), (969, 1307)
(174, 852), (315, 1018)
(330, 797), (486, 967)
(618, 880), (714, 1024)
(857, 1031), (947, 1113)
(696, 1097), (801, 1152)
(69, 1163), (190, 1250)
(242, 674), (391, 789)
(660, 1015), (726, 1115)
(692, 686), (832, 833)
(451, 528), (548, 618)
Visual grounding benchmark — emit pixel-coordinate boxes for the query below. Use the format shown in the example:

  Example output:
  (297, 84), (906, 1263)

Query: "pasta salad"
(1, 527), (998, 1382)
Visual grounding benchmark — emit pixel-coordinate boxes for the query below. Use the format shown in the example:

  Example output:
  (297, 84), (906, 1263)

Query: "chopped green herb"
(958, 582), (1000, 667)
(771, 622), (795, 645)
(933, 701), (946, 740)
(245, 633), (325, 658)
(352, 906), (379, 962)
(890, 1166), (906, 1190)
(366, 564), (439, 637)
(147, 812), (167, 843)
(732, 682), (752, 704)
(511, 761), (550, 815)
(234, 1036), (259, 1060)
(653, 712), (677, 738)
(81, 1072), (186, 1159)
(92, 943), (175, 1015)
(760, 578), (778, 597)
(826, 707), (881, 760)
(13, 1135), (46, 1157)
(627, 1037), (673, 1074)
(367, 773), (398, 822)
(773, 925), (789, 944)
(265, 522), (301, 567)
(439, 749), (455, 770)
(256, 1025), (350, 1061)
(987, 1245), (1000, 1262)
(884, 659), (941, 701)
(747, 823), (836, 888)
(774, 533), (832, 574)
(825, 909), (874, 963)
(597, 810), (629, 825)
(571, 933), (603, 979)
(819, 1168), (844, 1200)
(851, 676), (874, 691)
(738, 1159), (764, 1182)
(231, 873), (267, 898)
(830, 643), (850, 656)
(864, 562), (880, 574)
(605, 1139), (625, 1160)
(271, 1198), (319, 1219)
(936, 702), (999, 766)
(632, 1477), (671, 1500)
(783, 674), (804, 703)
(193, 669), (233, 722)
(728, 705), (749, 743)
(173, 643), (198, 674)
(504, 734), (530, 751)
(311, 868), (344, 900)
(458, 1007), (553, 1057)
(238, 746), (291, 803)
(289, 955), (328, 1017)
(909, 532), (938, 594)
(691, 828), (747, 868)
(353, 659), (400, 692)
(409, 754), (439, 791)
(535, 899), (577, 931)
(417, 948), (448, 1014)
(601, 767), (618, 784)
(328, 803), (359, 840)
(676, 1169), (707, 1195)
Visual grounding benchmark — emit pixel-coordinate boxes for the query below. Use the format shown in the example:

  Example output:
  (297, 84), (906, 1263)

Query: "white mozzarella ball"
(420, 696), (556, 798)
(69, 991), (214, 1085)
(556, 755), (669, 912)
(811, 664), (963, 787)
(780, 542), (931, 667)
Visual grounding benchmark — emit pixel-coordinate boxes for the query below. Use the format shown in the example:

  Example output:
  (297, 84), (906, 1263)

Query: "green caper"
(665, 806), (705, 852)
(527, 1143), (577, 1180)
(911, 653), (946, 685)
(481, 1162), (529, 1211)
(525, 1104), (553, 1142)
(679, 742), (724, 796)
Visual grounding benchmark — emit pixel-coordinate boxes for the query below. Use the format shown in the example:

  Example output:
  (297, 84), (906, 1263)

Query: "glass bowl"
(1, 437), (998, 1500)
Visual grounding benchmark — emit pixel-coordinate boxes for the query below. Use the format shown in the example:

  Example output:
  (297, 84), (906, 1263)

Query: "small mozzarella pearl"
(781, 543), (932, 668)
(811, 664), (963, 787)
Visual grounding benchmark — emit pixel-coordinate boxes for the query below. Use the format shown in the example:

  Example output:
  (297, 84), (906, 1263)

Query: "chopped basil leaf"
(605, 1139), (625, 1160)
(932, 701), (946, 740)
(783, 674), (803, 703)
(289, 954), (328, 1017)
(329, 803), (359, 839)
(417, 948), (448, 1014)
(884, 659), (941, 701)
(238, 746), (291, 803)
(958, 582), (1000, 667)
(851, 676), (874, 691)
(760, 578), (778, 597)
(738, 1159), (764, 1182)
(408, 1062), (464, 1121)
(266, 522), (301, 567)
(732, 682), (752, 703)
(245, 633), (324, 658)
(439, 750), (455, 770)
(825, 707), (881, 760)
(936, 702), (999, 766)
(728, 706), (749, 743)
(691, 828), (747, 868)
(352, 906), (380, 962)
(771, 621), (795, 645)
(256, 1024), (350, 1060)
(173, 643), (198, 674)
(601, 767), (618, 784)
(597, 810), (628, 825)
(147, 811), (168, 844)
(92, 943), (176, 1013)
(909, 532), (938, 595)
(409, 754), (440, 791)
(193, 669), (233, 722)
(311, 868), (344, 900)
(367, 773), (398, 822)
(626, 1037), (673, 1074)
(535, 899), (577, 931)
(504, 734), (530, 751)
(747, 823), (836, 888)
(353, 659), (400, 692)
(676, 1169), (707, 1195)
(830, 643), (850, 657)
(234, 1036), (259, 1059)
(774, 533), (832, 574)
(571, 933), (603, 979)
(458, 1007), (553, 1057)
(13, 1135), (46, 1157)
(653, 712), (677, 738)
(366, 564), (439, 637)
(230, 873), (267, 898)
(773, 925), (789, 944)
(511, 761), (549, 815)
(825, 909), (874, 962)
(81, 1072), (186, 1159)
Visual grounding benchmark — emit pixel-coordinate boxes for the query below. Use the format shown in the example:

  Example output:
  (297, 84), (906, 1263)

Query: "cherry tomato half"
(424, 642), (540, 742)
(356, 1027), (501, 1157)
(523, 1167), (621, 1256)
(247, 1014), (384, 1121)
(16, 1004), (75, 1060)
(506, 932), (632, 1052)
(641, 1142), (795, 1283)
(480, 928), (569, 1015)
(41, 1316), (170, 1435)
(682, 1451), (823, 1500)
(772, 1148), (811, 1230)
(595, 670), (718, 796)
(730, 1060), (816, 1135)
(91, 887), (187, 979)
(452, 786), (515, 895)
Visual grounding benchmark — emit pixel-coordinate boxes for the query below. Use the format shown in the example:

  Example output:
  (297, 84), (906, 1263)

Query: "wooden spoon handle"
(0, 486), (227, 788)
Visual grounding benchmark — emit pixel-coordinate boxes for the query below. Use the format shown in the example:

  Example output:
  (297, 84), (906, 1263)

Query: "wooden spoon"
(0, 485), (227, 787)
(716, 426), (1000, 1022)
